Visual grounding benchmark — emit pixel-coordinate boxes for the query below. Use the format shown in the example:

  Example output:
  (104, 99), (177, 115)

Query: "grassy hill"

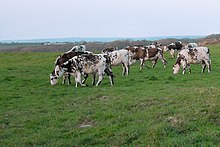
(0, 44), (220, 146)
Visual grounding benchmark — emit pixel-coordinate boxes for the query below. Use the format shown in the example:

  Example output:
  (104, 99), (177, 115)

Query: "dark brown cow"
(126, 45), (167, 70)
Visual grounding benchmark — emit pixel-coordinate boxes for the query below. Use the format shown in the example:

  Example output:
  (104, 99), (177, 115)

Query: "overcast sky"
(0, 0), (220, 40)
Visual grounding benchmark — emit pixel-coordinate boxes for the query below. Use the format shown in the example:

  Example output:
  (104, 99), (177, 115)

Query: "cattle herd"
(50, 41), (211, 87)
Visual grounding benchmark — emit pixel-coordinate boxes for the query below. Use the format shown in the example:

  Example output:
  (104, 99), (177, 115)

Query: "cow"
(50, 45), (92, 85)
(103, 49), (131, 75)
(173, 47), (211, 74)
(126, 45), (167, 70)
(164, 41), (184, 57)
(50, 54), (114, 87)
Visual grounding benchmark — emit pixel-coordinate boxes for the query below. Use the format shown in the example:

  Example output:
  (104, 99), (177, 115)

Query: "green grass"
(1, 44), (220, 146)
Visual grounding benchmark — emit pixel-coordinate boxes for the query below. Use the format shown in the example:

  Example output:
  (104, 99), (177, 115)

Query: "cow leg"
(182, 65), (187, 74)
(104, 66), (114, 86)
(207, 60), (211, 73)
(95, 73), (104, 86)
(162, 58), (167, 68)
(201, 60), (207, 73)
(170, 49), (175, 58)
(152, 59), (158, 68)
(203, 60), (211, 73)
(92, 74), (96, 86)
(187, 64), (191, 74)
(62, 72), (68, 84)
(67, 73), (71, 85)
(82, 73), (88, 84)
(125, 63), (129, 75)
(121, 63), (126, 75)
(202, 64), (206, 73)
(121, 62), (129, 75)
(140, 59), (145, 70)
(62, 74), (67, 85)
(75, 71), (86, 87)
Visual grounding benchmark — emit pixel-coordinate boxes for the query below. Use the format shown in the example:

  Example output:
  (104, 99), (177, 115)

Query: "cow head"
(173, 55), (187, 74)
(50, 65), (64, 85)
(50, 70), (59, 85)
(173, 64), (180, 74)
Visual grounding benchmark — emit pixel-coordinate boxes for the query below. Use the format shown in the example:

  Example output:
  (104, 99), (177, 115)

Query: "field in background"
(0, 44), (220, 146)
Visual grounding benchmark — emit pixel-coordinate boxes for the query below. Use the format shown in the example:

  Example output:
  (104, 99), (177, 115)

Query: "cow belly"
(144, 56), (157, 61)
(83, 66), (98, 74)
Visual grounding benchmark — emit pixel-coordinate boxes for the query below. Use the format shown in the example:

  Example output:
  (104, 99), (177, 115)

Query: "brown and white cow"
(126, 45), (167, 70)
(50, 54), (114, 87)
(173, 47), (211, 74)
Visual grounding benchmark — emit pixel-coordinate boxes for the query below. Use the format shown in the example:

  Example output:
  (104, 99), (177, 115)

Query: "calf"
(173, 47), (211, 74)
(50, 54), (114, 87)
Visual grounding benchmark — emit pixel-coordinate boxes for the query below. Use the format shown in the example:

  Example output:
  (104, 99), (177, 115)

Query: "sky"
(0, 0), (220, 40)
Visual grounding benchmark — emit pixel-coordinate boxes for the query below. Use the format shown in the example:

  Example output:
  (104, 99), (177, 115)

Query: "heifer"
(126, 45), (167, 70)
(173, 47), (211, 74)
(105, 49), (130, 75)
(50, 54), (114, 87)
(164, 41), (183, 57)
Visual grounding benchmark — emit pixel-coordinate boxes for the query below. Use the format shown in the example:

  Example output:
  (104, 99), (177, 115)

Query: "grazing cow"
(50, 45), (92, 85)
(164, 41), (184, 57)
(50, 54), (114, 87)
(173, 47), (211, 74)
(103, 49), (131, 75)
(126, 45), (167, 70)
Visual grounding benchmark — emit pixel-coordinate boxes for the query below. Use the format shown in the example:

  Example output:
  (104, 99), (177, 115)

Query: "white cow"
(173, 47), (211, 74)
(105, 49), (130, 75)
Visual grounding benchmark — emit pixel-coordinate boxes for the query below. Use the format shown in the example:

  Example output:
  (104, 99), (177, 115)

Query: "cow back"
(146, 48), (160, 58)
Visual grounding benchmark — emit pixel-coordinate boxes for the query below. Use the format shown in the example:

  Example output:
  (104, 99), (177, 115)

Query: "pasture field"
(1, 44), (220, 146)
